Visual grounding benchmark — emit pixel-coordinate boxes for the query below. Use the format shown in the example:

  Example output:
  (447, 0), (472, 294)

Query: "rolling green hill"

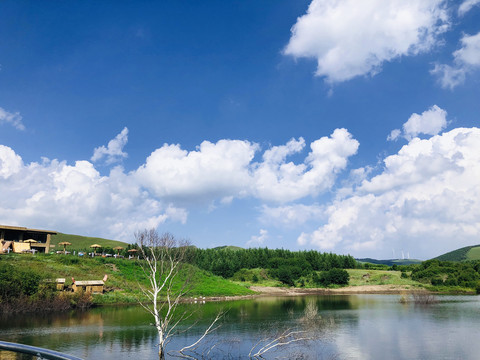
(50, 233), (129, 251)
(434, 244), (480, 262)
(212, 245), (244, 251)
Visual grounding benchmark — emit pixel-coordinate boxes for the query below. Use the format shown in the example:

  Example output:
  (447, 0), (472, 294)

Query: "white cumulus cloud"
(0, 129), (359, 241)
(0, 147), (187, 241)
(91, 127), (129, 164)
(299, 126), (480, 259)
(260, 203), (324, 227)
(458, 0), (480, 16)
(247, 229), (269, 247)
(135, 130), (358, 204)
(284, 0), (449, 83)
(432, 31), (480, 89)
(388, 105), (448, 141)
(253, 129), (359, 202)
(0, 145), (23, 179)
(135, 139), (258, 202)
(0, 107), (25, 130)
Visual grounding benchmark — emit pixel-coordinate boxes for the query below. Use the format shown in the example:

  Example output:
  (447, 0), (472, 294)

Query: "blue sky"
(1, 0), (480, 259)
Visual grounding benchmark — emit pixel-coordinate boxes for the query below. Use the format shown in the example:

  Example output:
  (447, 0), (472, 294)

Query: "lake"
(1, 294), (479, 359)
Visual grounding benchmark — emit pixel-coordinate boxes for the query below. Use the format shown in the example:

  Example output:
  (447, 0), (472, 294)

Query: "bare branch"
(134, 228), (222, 359)
(169, 311), (224, 359)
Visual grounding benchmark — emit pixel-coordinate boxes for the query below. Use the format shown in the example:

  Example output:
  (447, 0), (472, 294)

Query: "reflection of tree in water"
(308, 295), (355, 311)
(0, 296), (359, 359)
(167, 299), (340, 359)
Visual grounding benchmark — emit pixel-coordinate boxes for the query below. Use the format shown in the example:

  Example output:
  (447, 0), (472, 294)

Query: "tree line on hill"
(408, 259), (480, 290)
(183, 247), (355, 286)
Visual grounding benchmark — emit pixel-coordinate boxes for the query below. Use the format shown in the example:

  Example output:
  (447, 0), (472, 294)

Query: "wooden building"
(0, 225), (57, 254)
(56, 278), (66, 291)
(72, 280), (104, 294)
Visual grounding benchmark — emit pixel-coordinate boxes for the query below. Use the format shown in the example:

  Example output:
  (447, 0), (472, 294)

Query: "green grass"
(347, 269), (422, 287)
(424, 285), (476, 294)
(466, 247), (480, 261)
(50, 233), (129, 251)
(0, 253), (255, 305)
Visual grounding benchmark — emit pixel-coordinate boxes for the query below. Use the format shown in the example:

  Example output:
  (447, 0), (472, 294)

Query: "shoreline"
(198, 284), (424, 303)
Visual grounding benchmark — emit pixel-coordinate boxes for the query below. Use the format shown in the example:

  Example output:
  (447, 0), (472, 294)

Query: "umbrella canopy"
(113, 246), (124, 255)
(59, 241), (72, 254)
(90, 244), (102, 254)
(24, 239), (37, 250)
(127, 248), (138, 253)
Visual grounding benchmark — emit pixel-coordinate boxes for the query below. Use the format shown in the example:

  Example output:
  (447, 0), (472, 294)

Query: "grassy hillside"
(0, 253), (254, 305)
(347, 269), (421, 287)
(466, 247), (480, 261)
(50, 233), (129, 251)
(434, 245), (480, 262)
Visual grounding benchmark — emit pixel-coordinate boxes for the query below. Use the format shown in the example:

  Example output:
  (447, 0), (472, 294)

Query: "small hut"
(72, 280), (104, 294)
(56, 278), (66, 291)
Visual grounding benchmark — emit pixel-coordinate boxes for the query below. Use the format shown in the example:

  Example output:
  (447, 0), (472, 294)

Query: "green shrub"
(476, 282), (480, 295)
(272, 265), (302, 286)
(0, 263), (42, 301)
(57, 256), (80, 265)
(317, 268), (349, 286)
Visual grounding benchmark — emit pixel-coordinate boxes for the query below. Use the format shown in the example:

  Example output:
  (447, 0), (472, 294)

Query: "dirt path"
(249, 285), (418, 296)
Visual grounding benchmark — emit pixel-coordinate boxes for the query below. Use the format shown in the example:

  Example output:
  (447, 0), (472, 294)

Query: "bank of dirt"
(248, 285), (420, 296)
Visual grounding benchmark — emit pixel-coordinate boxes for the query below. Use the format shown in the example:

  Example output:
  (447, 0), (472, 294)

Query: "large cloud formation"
(135, 139), (258, 202)
(0, 146), (187, 241)
(299, 126), (480, 258)
(0, 128), (358, 241)
(284, 0), (449, 83)
(252, 129), (359, 202)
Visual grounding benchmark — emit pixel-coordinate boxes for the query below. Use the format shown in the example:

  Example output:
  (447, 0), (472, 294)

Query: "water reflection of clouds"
(332, 298), (480, 360)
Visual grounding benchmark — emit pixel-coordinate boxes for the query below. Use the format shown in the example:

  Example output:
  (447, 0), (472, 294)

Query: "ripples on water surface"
(1, 294), (479, 359)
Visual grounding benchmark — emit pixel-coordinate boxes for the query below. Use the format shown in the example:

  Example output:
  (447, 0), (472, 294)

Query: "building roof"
(0, 225), (57, 234)
(74, 280), (104, 286)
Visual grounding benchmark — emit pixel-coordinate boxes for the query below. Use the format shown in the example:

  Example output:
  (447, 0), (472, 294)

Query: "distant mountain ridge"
(356, 258), (422, 266)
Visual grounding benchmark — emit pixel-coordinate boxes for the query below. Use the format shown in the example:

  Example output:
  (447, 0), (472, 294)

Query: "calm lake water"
(1, 294), (479, 359)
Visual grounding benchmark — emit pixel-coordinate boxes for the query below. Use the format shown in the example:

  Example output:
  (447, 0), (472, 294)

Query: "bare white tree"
(135, 229), (221, 360)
